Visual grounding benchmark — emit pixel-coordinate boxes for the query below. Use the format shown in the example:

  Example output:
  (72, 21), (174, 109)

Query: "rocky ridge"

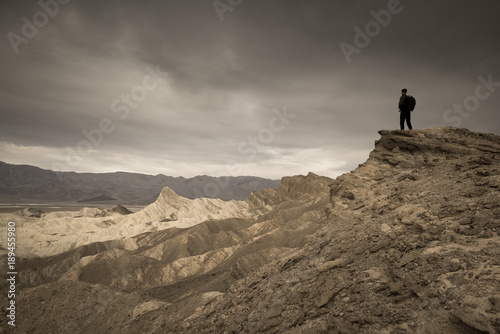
(0, 186), (257, 259)
(179, 127), (500, 334)
(1, 127), (499, 334)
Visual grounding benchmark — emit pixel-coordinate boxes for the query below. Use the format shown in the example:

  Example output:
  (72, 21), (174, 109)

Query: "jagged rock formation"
(1, 127), (499, 334)
(0, 186), (256, 259)
(110, 204), (133, 215)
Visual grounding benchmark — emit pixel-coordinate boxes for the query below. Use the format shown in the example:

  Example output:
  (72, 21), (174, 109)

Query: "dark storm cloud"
(0, 0), (499, 178)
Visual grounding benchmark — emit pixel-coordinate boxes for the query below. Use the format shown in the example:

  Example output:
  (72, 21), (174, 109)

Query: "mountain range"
(0, 127), (499, 333)
(0, 161), (280, 204)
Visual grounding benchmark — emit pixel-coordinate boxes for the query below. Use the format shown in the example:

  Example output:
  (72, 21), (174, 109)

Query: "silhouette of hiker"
(399, 88), (413, 130)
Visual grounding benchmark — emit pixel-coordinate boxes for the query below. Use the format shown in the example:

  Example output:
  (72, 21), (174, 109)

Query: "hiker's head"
(402, 88), (407, 95)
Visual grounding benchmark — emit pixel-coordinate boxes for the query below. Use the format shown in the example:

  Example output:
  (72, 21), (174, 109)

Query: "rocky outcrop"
(248, 172), (333, 207)
(16, 207), (44, 218)
(2, 127), (499, 334)
(165, 128), (500, 334)
(109, 204), (133, 215)
(133, 186), (254, 228)
(0, 185), (256, 258)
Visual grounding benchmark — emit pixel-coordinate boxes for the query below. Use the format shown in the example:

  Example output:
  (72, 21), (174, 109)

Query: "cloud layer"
(1, 0), (499, 179)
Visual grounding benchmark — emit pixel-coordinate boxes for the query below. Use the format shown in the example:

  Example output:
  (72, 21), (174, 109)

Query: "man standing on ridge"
(399, 88), (413, 130)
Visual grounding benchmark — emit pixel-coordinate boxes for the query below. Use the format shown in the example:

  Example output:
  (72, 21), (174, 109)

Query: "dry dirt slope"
(3, 127), (500, 334)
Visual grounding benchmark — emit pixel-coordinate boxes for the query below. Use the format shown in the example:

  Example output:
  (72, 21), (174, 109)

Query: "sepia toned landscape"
(1, 127), (499, 333)
(1, 1), (500, 333)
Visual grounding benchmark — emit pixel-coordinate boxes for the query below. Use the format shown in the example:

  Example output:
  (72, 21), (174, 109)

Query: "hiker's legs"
(400, 112), (405, 130)
(406, 111), (412, 130)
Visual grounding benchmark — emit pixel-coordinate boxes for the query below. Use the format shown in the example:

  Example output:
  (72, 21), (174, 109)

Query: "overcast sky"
(1, 0), (499, 179)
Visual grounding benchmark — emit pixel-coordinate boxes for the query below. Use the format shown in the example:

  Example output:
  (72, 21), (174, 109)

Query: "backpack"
(407, 95), (416, 111)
